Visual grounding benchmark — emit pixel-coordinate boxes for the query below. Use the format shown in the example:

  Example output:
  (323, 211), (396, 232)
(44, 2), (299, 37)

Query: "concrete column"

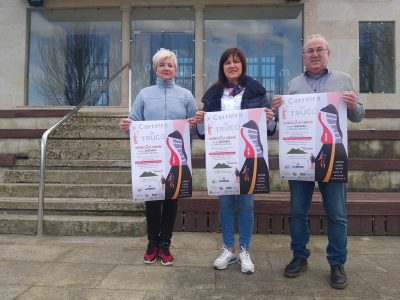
(194, 5), (205, 108)
(120, 5), (132, 107)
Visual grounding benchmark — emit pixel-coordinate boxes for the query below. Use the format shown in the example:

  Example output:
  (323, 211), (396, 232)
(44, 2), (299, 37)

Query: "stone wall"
(0, 0), (28, 109)
(304, 0), (400, 109)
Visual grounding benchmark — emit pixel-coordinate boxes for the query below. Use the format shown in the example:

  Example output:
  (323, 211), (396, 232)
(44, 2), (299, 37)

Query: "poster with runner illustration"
(205, 108), (269, 196)
(279, 92), (348, 182)
(129, 119), (192, 202)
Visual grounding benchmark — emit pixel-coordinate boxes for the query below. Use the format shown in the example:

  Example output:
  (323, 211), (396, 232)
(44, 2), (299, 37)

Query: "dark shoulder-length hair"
(217, 47), (247, 87)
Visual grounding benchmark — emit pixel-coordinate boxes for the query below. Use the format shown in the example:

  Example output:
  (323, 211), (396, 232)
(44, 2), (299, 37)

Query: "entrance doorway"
(131, 9), (194, 100)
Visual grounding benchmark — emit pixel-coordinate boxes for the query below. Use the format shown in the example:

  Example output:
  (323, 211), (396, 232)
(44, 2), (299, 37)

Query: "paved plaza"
(0, 232), (399, 299)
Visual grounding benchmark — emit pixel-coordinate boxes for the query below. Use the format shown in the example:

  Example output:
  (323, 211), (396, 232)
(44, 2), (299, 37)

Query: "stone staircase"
(0, 109), (399, 235)
(0, 110), (145, 236)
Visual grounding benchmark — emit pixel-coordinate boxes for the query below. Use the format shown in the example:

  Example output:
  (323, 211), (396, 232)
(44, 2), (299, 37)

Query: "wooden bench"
(175, 191), (400, 236)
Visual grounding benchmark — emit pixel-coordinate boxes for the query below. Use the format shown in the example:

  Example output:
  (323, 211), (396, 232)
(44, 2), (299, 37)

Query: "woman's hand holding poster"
(279, 92), (348, 182)
(205, 108), (269, 195)
(129, 119), (192, 202)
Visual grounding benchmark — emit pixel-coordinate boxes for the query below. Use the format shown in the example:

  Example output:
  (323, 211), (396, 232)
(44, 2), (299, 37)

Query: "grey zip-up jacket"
(129, 77), (197, 121)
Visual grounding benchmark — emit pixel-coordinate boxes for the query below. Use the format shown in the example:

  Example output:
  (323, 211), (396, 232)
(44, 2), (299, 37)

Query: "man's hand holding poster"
(130, 119), (192, 202)
(279, 92), (348, 182)
(205, 108), (269, 195)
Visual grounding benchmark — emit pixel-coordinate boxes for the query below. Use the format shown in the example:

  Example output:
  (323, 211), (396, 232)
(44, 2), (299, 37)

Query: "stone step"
(27, 139), (279, 159)
(349, 139), (400, 159)
(0, 197), (144, 214)
(349, 118), (400, 130)
(25, 135), (400, 161)
(3, 169), (132, 184)
(50, 112), (128, 139)
(193, 169), (400, 192)
(15, 159), (131, 169)
(0, 166), (398, 198)
(0, 183), (133, 198)
(28, 139), (131, 160)
(0, 214), (146, 236)
(0, 138), (39, 157)
(2, 109), (400, 130)
(0, 168), (381, 193)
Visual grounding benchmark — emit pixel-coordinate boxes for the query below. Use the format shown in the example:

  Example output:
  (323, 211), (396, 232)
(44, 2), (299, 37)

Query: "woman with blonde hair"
(119, 48), (197, 266)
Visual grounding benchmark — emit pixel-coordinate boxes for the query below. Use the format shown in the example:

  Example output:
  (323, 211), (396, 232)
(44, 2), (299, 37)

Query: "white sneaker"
(213, 245), (237, 270)
(239, 246), (255, 274)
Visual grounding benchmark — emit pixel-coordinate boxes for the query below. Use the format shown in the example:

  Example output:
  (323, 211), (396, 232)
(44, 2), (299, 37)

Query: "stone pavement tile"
(0, 243), (74, 262)
(214, 261), (380, 298)
(254, 234), (327, 255)
(314, 297), (375, 300)
(16, 287), (147, 300)
(145, 290), (314, 300)
(354, 271), (400, 298)
(368, 254), (400, 273)
(347, 236), (400, 255)
(247, 250), (273, 272)
(0, 261), (113, 287)
(345, 254), (389, 273)
(40, 235), (148, 249)
(59, 245), (143, 265)
(144, 290), (216, 300)
(0, 285), (29, 300)
(171, 248), (220, 267)
(98, 265), (214, 291)
(251, 234), (291, 253)
(171, 232), (219, 250)
(0, 234), (42, 245)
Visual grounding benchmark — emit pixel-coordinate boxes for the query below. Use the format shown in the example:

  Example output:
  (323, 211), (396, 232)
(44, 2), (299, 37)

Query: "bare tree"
(131, 33), (152, 101)
(35, 23), (108, 106)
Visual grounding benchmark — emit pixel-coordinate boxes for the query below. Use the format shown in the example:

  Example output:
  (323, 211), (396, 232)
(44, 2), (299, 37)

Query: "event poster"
(129, 119), (192, 202)
(279, 92), (348, 182)
(205, 108), (269, 196)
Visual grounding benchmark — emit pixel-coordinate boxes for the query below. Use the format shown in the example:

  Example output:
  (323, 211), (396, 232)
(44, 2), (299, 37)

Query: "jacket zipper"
(164, 82), (167, 120)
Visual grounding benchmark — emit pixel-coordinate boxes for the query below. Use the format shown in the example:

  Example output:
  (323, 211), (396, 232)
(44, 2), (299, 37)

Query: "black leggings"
(145, 199), (178, 244)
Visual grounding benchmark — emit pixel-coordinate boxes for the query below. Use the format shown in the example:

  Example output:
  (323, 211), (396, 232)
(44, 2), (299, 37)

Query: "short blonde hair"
(152, 48), (178, 71)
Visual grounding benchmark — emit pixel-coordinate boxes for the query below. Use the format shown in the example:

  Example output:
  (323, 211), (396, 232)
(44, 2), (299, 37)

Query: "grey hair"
(303, 34), (330, 50)
(152, 48), (178, 71)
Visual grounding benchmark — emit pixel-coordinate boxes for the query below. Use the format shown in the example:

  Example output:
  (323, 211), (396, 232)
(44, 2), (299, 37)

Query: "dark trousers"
(145, 199), (178, 244)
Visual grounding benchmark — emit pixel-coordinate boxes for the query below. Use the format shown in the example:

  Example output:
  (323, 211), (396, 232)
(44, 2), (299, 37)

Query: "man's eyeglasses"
(303, 47), (329, 55)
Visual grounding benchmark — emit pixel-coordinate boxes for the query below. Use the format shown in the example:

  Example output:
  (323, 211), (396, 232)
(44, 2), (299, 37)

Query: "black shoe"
(330, 265), (348, 289)
(284, 257), (308, 278)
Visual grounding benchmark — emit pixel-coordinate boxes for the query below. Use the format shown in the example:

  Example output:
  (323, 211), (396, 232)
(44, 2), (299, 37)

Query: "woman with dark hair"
(195, 48), (276, 274)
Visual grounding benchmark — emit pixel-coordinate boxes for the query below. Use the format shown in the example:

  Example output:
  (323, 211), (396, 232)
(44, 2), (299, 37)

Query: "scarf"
(226, 80), (244, 97)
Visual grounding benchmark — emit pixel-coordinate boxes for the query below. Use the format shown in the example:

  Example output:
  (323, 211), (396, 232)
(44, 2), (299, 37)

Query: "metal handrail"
(37, 63), (131, 236)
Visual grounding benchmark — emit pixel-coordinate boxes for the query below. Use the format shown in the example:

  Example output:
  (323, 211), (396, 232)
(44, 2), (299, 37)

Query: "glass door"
(131, 8), (194, 100)
(148, 32), (194, 91)
(204, 6), (303, 97)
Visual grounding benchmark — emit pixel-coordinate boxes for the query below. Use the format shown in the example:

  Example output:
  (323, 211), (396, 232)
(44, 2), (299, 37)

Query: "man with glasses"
(272, 34), (365, 289)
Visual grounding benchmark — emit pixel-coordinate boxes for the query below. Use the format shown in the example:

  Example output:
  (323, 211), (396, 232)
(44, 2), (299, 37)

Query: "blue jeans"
(218, 194), (254, 250)
(288, 180), (348, 266)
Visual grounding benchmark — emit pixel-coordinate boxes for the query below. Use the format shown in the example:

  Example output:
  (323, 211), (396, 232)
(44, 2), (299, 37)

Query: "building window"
(27, 9), (121, 106)
(359, 21), (395, 93)
(131, 8), (194, 100)
(204, 6), (303, 100)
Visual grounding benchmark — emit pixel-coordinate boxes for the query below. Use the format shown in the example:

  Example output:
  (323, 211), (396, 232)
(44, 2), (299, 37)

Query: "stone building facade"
(0, 0), (398, 111)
